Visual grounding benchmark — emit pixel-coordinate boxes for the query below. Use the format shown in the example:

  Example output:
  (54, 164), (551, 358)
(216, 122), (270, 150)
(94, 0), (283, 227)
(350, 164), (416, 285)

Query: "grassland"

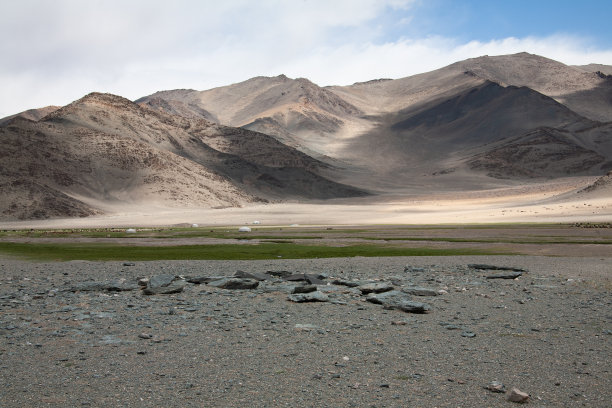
(0, 223), (609, 261)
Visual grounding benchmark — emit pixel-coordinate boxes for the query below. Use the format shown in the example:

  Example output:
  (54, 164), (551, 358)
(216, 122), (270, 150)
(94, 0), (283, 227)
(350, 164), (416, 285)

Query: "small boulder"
(234, 270), (269, 281)
(207, 278), (259, 290)
(486, 272), (523, 280)
(366, 290), (431, 313)
(358, 282), (394, 294)
(292, 284), (317, 294)
(469, 264), (526, 272)
(287, 291), (329, 303)
(485, 381), (506, 393)
(507, 387), (529, 403)
(402, 286), (439, 296)
(143, 275), (186, 295)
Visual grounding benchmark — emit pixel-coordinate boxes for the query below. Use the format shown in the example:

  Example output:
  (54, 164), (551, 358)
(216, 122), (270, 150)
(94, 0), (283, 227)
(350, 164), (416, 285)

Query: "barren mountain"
(573, 64), (612, 76)
(3, 53), (611, 221)
(137, 75), (368, 157)
(0, 105), (60, 126)
(336, 80), (612, 191)
(0, 93), (365, 220)
(332, 52), (612, 122)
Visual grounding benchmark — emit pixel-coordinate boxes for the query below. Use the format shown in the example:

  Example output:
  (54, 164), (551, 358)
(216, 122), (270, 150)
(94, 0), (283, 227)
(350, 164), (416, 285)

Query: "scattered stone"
(295, 324), (319, 331)
(366, 290), (431, 313)
(402, 286), (439, 296)
(143, 275), (186, 295)
(485, 381), (506, 393)
(207, 278), (259, 290)
(265, 270), (292, 278)
(507, 387), (529, 403)
(358, 282), (394, 294)
(287, 291), (329, 303)
(332, 278), (361, 288)
(292, 284), (317, 294)
(186, 276), (226, 284)
(404, 266), (425, 273)
(469, 264), (526, 272)
(461, 331), (476, 338)
(68, 279), (139, 292)
(138, 333), (153, 339)
(234, 270), (268, 281)
(439, 322), (462, 330)
(122, 262), (135, 267)
(283, 273), (326, 285)
(486, 272), (523, 279)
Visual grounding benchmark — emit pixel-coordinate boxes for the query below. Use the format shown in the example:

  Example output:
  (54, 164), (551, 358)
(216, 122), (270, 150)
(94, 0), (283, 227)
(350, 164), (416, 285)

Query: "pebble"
(507, 387), (529, 403)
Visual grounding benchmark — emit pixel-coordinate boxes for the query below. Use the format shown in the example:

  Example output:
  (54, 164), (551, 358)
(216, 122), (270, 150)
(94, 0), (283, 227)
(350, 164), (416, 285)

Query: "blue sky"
(389, 0), (612, 47)
(1, 0), (611, 117)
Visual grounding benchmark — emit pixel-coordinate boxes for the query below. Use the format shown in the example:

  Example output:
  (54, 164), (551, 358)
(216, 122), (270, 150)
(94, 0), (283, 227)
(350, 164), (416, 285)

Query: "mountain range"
(1, 52), (611, 220)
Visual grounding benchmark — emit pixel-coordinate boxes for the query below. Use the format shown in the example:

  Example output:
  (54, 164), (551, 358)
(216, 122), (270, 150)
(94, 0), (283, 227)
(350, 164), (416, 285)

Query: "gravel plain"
(0, 255), (610, 407)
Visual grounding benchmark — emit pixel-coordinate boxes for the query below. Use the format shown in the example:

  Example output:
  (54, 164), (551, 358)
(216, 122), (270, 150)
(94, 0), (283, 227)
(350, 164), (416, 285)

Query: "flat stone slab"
(68, 280), (139, 292)
(207, 278), (259, 290)
(358, 282), (394, 294)
(332, 278), (361, 288)
(486, 272), (523, 279)
(287, 291), (329, 303)
(283, 273), (326, 285)
(469, 264), (527, 272)
(143, 275), (186, 295)
(402, 286), (439, 296)
(234, 270), (269, 281)
(186, 276), (225, 284)
(292, 284), (317, 294)
(367, 290), (431, 313)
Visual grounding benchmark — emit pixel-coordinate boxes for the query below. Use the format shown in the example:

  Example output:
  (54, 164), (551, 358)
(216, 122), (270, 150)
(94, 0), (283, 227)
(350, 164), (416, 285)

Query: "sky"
(1, 0), (611, 118)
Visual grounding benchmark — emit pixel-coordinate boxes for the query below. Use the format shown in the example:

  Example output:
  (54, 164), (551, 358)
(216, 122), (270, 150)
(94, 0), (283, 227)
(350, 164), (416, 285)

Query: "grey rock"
(234, 270), (269, 281)
(461, 331), (476, 338)
(402, 286), (439, 296)
(283, 273), (326, 285)
(143, 275), (186, 295)
(208, 278), (259, 290)
(332, 278), (361, 288)
(358, 282), (394, 294)
(486, 272), (523, 279)
(292, 284), (317, 294)
(287, 291), (329, 303)
(265, 270), (292, 278)
(507, 387), (529, 403)
(186, 276), (225, 284)
(485, 381), (506, 393)
(67, 279), (139, 292)
(366, 290), (431, 313)
(122, 262), (135, 267)
(469, 264), (526, 272)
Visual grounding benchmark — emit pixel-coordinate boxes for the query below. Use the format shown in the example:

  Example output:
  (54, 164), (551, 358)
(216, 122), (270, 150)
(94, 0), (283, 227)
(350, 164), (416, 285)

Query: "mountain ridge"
(2, 53), (611, 220)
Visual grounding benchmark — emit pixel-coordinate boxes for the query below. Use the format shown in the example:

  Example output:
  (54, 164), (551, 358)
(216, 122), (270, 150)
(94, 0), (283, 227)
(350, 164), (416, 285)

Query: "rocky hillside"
(0, 93), (365, 220)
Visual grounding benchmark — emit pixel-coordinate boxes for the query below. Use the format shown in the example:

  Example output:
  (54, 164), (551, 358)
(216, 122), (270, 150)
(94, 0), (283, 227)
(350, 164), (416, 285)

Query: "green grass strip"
(0, 242), (504, 262)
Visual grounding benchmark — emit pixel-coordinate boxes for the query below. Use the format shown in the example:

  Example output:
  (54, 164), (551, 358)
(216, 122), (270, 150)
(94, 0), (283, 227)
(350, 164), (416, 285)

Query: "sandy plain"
(1, 177), (610, 230)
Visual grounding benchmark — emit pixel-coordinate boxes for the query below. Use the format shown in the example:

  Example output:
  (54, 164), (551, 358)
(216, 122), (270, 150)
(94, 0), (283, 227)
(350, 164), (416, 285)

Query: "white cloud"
(0, 0), (611, 117)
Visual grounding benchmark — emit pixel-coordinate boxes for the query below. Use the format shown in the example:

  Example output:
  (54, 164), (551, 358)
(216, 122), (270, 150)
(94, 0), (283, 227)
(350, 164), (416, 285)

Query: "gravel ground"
(0, 256), (610, 407)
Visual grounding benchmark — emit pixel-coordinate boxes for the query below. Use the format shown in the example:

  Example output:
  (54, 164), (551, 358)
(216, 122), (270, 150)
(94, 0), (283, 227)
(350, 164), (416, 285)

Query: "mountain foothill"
(1, 52), (611, 220)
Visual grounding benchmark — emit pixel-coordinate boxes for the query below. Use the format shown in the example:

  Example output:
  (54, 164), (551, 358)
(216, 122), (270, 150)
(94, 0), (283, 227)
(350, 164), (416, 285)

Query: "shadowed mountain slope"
(0, 93), (365, 220)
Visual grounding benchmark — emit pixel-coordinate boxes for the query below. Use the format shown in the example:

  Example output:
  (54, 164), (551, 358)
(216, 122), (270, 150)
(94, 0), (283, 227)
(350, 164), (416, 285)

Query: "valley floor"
(0, 256), (610, 407)
(1, 177), (610, 229)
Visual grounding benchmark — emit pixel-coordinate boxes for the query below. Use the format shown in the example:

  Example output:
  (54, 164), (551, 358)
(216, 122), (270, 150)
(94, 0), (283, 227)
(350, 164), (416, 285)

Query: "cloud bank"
(1, 0), (611, 117)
